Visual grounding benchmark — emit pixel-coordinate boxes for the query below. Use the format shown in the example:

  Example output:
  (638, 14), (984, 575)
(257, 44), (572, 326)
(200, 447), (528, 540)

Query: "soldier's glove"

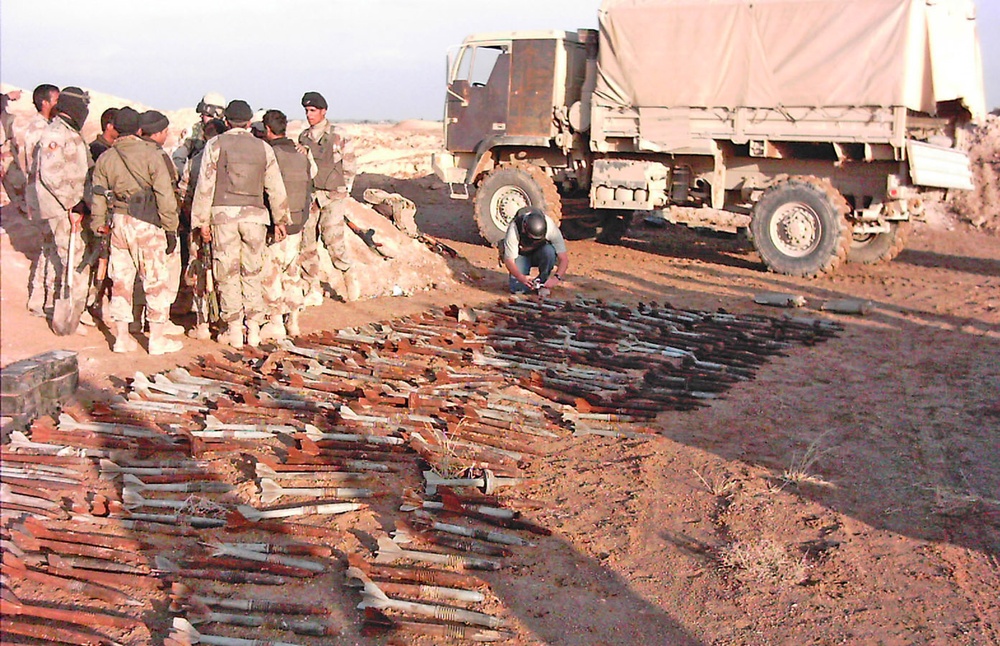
(165, 231), (178, 255)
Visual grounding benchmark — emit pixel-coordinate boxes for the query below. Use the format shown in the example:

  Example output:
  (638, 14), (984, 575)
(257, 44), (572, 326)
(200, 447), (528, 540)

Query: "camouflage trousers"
(300, 191), (349, 298)
(212, 221), (266, 325)
(107, 213), (177, 324)
(27, 217), (56, 314)
(262, 231), (306, 317)
(44, 215), (91, 315)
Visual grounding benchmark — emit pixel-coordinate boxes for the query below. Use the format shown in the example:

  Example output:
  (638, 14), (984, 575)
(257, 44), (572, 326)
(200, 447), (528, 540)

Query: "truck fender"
(464, 135), (553, 185)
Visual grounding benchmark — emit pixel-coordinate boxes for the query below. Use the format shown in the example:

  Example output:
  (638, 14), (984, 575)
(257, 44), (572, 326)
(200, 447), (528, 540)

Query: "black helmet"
(518, 206), (547, 241)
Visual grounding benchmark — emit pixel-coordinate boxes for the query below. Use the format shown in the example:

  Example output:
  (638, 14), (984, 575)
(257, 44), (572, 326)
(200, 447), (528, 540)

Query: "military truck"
(432, 0), (986, 277)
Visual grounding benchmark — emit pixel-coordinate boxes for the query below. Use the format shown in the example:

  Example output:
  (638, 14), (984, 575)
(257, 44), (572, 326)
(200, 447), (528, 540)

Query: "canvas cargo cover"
(595, 0), (986, 120)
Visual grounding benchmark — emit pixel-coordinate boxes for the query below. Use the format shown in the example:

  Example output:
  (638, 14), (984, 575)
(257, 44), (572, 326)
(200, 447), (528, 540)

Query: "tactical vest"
(269, 138), (311, 233)
(213, 133), (266, 208)
(300, 127), (345, 192)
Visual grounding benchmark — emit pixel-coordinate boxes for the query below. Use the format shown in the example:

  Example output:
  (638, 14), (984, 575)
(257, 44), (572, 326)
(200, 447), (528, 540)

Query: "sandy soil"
(1, 117), (999, 645)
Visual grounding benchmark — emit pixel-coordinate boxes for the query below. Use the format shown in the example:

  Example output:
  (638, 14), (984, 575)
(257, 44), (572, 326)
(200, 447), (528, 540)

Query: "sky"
(1, 0), (997, 121)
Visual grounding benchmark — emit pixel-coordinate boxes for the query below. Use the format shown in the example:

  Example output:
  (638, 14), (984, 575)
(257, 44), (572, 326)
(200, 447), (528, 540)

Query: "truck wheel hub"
(772, 202), (820, 257)
(490, 186), (530, 229)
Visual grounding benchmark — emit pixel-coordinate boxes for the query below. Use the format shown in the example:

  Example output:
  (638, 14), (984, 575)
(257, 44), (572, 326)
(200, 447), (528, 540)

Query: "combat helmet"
(197, 92), (226, 119)
(517, 206), (547, 240)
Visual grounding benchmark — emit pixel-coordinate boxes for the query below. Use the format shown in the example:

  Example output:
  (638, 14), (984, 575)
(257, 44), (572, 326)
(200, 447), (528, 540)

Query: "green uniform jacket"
(90, 135), (179, 233)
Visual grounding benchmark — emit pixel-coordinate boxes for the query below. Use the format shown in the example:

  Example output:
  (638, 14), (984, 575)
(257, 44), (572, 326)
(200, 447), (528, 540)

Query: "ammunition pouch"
(126, 188), (162, 227)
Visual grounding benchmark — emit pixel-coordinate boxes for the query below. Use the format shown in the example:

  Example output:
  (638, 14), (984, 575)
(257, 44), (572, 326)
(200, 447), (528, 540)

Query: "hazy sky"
(1, 0), (997, 121)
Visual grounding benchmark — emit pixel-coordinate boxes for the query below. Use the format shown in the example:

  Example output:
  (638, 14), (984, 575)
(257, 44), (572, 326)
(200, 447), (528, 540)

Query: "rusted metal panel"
(509, 39), (557, 138)
(446, 54), (511, 153)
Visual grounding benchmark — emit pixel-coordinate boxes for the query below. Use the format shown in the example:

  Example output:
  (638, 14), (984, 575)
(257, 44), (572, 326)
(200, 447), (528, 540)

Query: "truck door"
(445, 45), (510, 154)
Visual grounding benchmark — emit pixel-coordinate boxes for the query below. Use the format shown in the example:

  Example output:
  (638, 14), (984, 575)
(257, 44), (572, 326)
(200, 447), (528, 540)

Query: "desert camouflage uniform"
(90, 135), (179, 325)
(0, 114), (11, 209)
(148, 140), (183, 312)
(15, 113), (57, 314)
(298, 119), (355, 299)
(190, 127), (291, 325)
(35, 116), (93, 315)
(262, 136), (313, 317)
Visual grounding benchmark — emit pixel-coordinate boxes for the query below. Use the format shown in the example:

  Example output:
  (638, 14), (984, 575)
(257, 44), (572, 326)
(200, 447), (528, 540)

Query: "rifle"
(204, 238), (220, 323)
(78, 225), (112, 307)
(345, 217), (391, 259)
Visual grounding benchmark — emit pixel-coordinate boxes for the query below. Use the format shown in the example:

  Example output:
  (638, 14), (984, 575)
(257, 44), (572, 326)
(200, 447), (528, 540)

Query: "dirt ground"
(1, 120), (999, 645)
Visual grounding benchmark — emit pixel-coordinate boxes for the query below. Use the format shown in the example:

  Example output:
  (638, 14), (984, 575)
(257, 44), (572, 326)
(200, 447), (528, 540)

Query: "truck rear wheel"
(474, 163), (562, 245)
(750, 178), (851, 277)
(847, 221), (910, 264)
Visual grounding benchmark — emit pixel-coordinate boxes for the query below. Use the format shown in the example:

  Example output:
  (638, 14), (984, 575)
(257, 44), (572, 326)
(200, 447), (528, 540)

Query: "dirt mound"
(949, 113), (1000, 232)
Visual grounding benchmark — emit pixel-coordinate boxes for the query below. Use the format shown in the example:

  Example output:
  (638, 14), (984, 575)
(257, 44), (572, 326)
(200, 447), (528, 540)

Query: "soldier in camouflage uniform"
(261, 109), (314, 339)
(297, 91), (355, 302)
(0, 89), (23, 211)
(16, 85), (60, 316)
(34, 87), (93, 333)
(140, 110), (185, 336)
(190, 100), (291, 349)
(90, 107), (183, 355)
(180, 118), (226, 340)
(172, 92), (225, 178)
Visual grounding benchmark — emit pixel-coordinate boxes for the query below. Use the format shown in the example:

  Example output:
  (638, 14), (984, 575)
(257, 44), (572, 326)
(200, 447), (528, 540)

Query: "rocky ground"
(1, 112), (998, 644)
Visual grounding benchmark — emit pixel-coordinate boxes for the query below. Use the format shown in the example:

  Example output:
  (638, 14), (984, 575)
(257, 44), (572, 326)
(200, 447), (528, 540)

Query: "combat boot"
(259, 315), (286, 342)
(246, 320), (261, 348)
(187, 323), (211, 340)
(162, 320), (185, 336)
(286, 309), (302, 337)
(149, 323), (183, 355)
(225, 318), (244, 349)
(112, 322), (139, 353)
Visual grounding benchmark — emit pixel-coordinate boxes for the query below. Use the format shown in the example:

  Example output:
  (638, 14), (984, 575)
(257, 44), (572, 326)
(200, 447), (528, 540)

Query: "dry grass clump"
(778, 430), (837, 490)
(720, 539), (807, 585)
(692, 467), (740, 498)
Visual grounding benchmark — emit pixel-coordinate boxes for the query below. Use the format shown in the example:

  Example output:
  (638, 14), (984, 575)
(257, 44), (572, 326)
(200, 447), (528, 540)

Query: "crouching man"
(502, 206), (569, 294)
(90, 107), (183, 354)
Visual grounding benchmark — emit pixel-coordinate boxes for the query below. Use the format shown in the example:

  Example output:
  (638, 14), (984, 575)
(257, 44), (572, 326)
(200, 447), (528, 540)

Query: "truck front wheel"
(750, 178), (851, 277)
(474, 163), (562, 245)
(847, 222), (910, 264)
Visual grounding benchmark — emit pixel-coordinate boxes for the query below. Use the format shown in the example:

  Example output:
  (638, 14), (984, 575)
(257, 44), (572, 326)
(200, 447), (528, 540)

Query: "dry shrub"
(692, 467), (740, 498)
(720, 539), (807, 585)
(779, 430), (836, 490)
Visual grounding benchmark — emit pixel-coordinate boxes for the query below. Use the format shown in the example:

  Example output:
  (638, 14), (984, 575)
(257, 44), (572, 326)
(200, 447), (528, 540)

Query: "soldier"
(180, 118), (226, 341)
(172, 92), (225, 177)
(139, 110), (185, 335)
(190, 100), (291, 349)
(260, 109), (313, 339)
(0, 89), (20, 211)
(18, 84), (60, 317)
(35, 87), (94, 332)
(90, 107), (183, 355)
(89, 108), (119, 162)
(297, 91), (355, 302)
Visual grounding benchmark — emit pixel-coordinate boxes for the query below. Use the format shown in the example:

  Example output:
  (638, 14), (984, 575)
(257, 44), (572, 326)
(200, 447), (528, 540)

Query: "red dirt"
(1, 121), (998, 645)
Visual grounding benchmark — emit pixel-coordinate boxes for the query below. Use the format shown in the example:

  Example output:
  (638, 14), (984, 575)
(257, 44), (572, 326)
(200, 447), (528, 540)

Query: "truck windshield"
(452, 45), (506, 86)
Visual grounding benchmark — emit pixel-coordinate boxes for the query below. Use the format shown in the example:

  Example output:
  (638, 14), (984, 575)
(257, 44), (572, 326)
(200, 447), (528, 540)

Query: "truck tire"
(750, 177), (851, 277)
(474, 163), (562, 245)
(847, 221), (910, 264)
